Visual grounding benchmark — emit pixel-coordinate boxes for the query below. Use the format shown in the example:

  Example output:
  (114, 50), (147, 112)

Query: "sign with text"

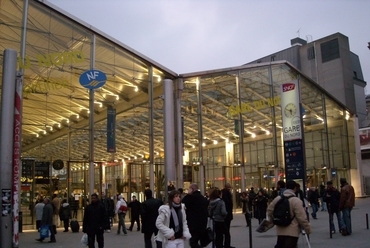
(79, 69), (106, 89)
(284, 140), (305, 179)
(35, 162), (50, 177)
(281, 81), (301, 141)
(281, 80), (305, 181)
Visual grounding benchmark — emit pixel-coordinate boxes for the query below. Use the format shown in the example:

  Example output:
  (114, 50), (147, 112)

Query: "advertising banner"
(281, 81), (305, 180)
(107, 107), (116, 153)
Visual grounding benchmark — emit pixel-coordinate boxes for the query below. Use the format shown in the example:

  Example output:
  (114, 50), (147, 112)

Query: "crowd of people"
(31, 178), (355, 248)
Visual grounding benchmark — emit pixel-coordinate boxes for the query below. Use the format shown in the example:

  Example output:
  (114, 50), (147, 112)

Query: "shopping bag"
(39, 224), (50, 238)
(81, 233), (88, 246)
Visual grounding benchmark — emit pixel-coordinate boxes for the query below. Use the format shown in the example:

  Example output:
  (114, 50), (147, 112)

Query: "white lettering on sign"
(282, 83), (295, 92)
(87, 71), (100, 81)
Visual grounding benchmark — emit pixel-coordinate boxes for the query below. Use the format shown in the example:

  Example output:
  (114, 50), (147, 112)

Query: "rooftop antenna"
(296, 28), (301, 38)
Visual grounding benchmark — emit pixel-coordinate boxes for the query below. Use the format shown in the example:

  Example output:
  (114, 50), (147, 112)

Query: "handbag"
(200, 218), (214, 247)
(81, 233), (88, 246)
(40, 224), (50, 239)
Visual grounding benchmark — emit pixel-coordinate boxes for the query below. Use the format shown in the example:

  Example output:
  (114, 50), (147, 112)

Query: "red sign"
(282, 83), (295, 92)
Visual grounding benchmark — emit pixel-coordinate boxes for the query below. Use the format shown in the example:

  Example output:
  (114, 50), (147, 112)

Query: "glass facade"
(0, 0), (360, 230)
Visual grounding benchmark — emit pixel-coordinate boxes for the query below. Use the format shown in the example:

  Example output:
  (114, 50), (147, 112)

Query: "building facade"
(0, 0), (365, 231)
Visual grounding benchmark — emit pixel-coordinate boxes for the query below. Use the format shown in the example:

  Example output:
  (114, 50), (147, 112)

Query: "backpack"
(272, 195), (295, 226)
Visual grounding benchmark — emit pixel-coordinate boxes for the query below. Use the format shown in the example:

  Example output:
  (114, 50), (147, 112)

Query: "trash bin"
(19, 211), (22, 233)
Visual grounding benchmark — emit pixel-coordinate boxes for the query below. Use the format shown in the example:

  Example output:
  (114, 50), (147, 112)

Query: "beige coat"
(267, 189), (311, 237)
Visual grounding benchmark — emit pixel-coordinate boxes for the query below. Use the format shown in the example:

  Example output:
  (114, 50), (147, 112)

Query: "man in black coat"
(101, 192), (114, 232)
(83, 193), (108, 248)
(182, 183), (209, 248)
(140, 189), (163, 248)
(221, 183), (234, 248)
(36, 198), (56, 243)
(128, 195), (141, 231)
(323, 181), (344, 234)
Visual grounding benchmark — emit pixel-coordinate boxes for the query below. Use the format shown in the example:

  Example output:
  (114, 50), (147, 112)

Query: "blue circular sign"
(79, 69), (107, 89)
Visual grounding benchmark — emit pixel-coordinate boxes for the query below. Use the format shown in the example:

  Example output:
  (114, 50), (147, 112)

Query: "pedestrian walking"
(34, 198), (45, 231)
(339, 178), (355, 235)
(323, 181), (344, 234)
(128, 195), (141, 231)
(36, 198), (56, 243)
(140, 189), (163, 248)
(240, 192), (251, 227)
(254, 189), (268, 224)
(182, 183), (209, 248)
(221, 183), (234, 248)
(101, 192), (115, 233)
(115, 195), (128, 235)
(83, 193), (109, 248)
(308, 187), (319, 219)
(59, 199), (71, 232)
(267, 180), (311, 248)
(208, 187), (228, 248)
(156, 190), (191, 248)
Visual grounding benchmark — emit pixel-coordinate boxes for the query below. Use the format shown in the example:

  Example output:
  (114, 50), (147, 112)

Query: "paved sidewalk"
(18, 197), (370, 248)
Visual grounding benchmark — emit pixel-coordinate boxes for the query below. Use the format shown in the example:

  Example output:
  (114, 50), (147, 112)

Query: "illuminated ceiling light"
(35, 133), (39, 138)
(57, 123), (61, 128)
(202, 143), (206, 147)
(266, 130), (270, 135)
(213, 140), (218, 145)
(65, 119), (70, 123)
(43, 130), (46, 135)
(134, 87), (138, 92)
(251, 133), (256, 138)
(116, 95), (119, 100)
(345, 111), (350, 120)
(94, 101), (103, 108)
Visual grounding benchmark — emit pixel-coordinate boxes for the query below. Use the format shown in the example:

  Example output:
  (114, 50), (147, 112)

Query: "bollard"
(366, 213), (369, 230)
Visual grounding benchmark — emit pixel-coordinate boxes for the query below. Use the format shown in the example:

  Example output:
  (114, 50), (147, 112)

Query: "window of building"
(307, 46), (315, 60)
(321, 38), (340, 63)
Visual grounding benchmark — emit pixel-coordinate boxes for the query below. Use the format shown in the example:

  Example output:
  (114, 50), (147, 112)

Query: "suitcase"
(70, 220), (80, 233)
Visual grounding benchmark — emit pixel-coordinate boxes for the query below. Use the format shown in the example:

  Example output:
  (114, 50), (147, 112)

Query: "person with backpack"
(267, 180), (311, 248)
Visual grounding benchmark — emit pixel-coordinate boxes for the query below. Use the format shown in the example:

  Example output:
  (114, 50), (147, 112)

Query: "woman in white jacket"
(156, 190), (191, 248)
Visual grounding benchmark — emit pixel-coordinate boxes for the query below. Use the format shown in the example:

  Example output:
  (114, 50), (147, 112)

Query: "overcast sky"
(47, 0), (370, 93)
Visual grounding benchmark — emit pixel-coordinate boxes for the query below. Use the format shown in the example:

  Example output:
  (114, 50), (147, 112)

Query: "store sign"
(35, 162), (50, 177)
(79, 69), (106, 89)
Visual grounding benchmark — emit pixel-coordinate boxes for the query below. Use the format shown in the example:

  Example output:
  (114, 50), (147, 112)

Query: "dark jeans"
(87, 229), (104, 248)
(342, 207), (353, 234)
(214, 221), (227, 248)
(63, 219), (69, 231)
(223, 219), (231, 248)
(36, 220), (41, 231)
(275, 235), (299, 248)
(144, 230), (162, 248)
(189, 229), (203, 248)
(129, 215), (140, 230)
